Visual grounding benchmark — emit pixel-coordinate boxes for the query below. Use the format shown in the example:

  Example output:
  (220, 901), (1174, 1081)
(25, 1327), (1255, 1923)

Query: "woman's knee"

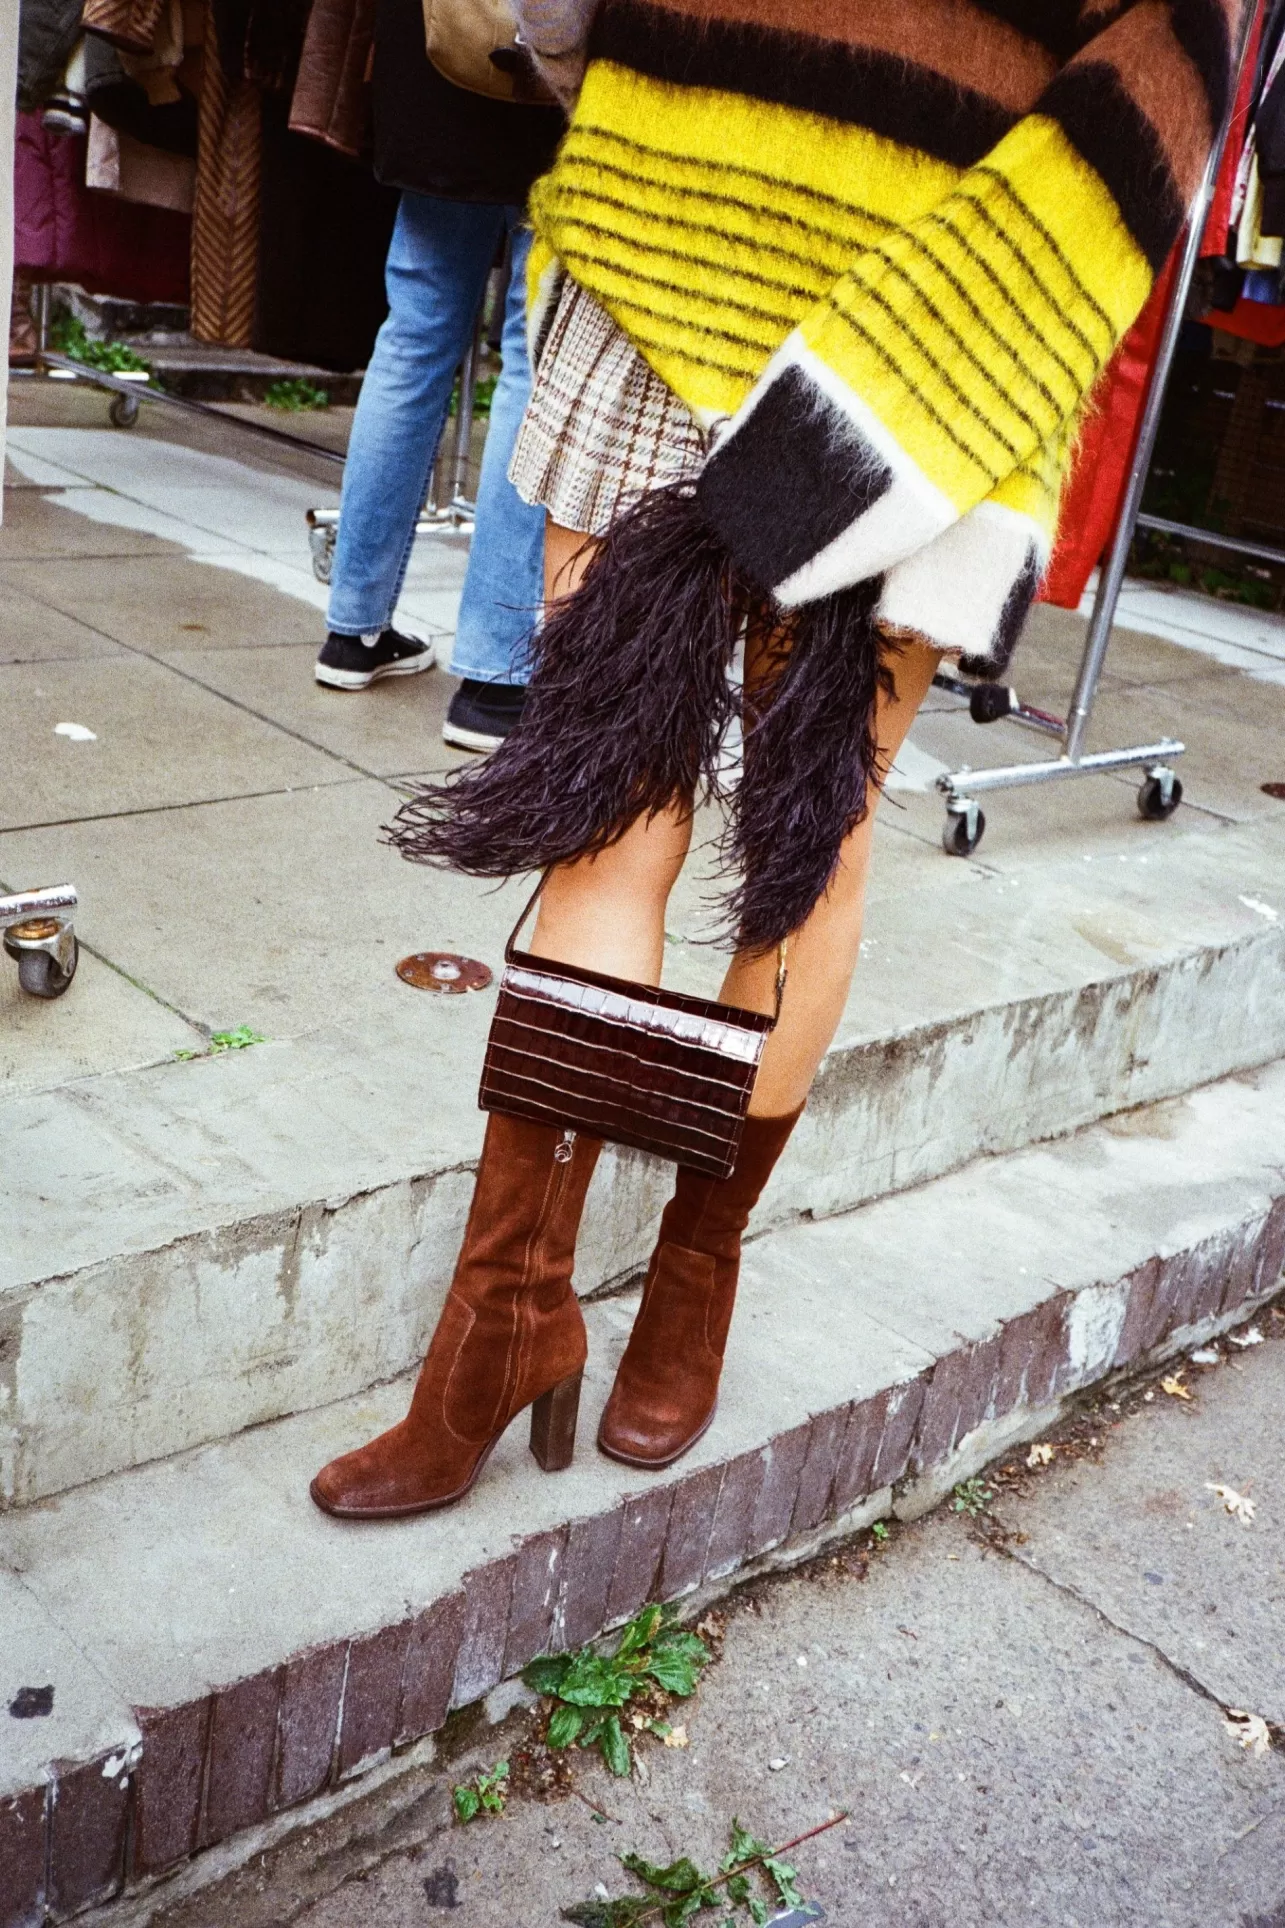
(556, 805), (692, 909)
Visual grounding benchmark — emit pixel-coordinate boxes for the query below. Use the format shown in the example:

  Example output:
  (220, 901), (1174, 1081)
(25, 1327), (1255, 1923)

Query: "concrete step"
(2, 1060), (1282, 1926)
(6, 810), (1285, 1510)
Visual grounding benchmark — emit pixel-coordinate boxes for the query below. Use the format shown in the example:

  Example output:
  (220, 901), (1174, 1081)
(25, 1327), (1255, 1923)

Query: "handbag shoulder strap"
(505, 874), (789, 1027)
(505, 875), (547, 962)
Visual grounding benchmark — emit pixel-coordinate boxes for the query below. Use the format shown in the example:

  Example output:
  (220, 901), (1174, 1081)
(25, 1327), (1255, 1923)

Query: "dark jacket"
(16, 0), (83, 111)
(372, 0), (563, 205)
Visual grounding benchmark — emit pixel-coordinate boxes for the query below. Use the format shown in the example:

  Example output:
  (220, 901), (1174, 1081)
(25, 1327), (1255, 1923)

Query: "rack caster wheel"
(109, 392), (139, 428)
(15, 940), (78, 998)
(308, 519), (337, 584)
(942, 800), (986, 856)
(968, 683), (1017, 724)
(1137, 767), (1183, 821)
(4, 926), (78, 998)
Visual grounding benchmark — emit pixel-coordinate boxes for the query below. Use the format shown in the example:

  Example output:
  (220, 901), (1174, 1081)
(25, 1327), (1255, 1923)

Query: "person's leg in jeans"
(442, 218), (545, 751)
(315, 192), (505, 692)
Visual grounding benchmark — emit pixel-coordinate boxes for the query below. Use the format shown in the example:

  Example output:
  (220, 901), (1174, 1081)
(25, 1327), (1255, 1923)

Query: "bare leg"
(530, 519), (692, 986)
(723, 641), (942, 1115)
(530, 518), (941, 1102)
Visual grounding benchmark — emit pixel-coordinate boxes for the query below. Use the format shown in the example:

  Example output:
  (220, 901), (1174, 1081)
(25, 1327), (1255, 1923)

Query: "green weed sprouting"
(524, 1603), (710, 1778)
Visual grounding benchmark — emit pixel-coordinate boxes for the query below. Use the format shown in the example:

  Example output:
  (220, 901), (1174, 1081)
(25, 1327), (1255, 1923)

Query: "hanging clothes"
(1205, 0), (1266, 256)
(16, 0), (84, 111)
(288, 0), (376, 158)
(189, 3), (260, 345)
(13, 106), (191, 300)
(86, 115), (195, 210)
(1039, 256), (1180, 610)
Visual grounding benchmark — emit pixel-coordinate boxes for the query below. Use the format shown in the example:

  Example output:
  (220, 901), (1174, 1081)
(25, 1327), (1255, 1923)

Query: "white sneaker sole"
(441, 720), (505, 752)
(315, 654), (435, 691)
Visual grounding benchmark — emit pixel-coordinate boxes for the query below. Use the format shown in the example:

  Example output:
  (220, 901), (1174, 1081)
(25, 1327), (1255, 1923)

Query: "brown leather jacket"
(288, 0), (374, 159)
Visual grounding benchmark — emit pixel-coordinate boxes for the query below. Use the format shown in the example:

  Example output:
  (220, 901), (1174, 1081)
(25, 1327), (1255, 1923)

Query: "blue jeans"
(326, 194), (541, 685)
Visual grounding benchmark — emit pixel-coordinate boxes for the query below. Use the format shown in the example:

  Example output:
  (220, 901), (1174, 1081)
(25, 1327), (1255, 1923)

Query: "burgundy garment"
(14, 110), (191, 301)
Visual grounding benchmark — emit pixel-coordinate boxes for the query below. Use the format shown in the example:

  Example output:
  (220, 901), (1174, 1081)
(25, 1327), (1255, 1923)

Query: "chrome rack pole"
(1063, 22), (1250, 762)
(933, 0), (1258, 854)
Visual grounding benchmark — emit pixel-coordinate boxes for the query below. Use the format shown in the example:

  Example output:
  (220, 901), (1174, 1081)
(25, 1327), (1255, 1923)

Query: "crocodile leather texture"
(480, 946), (775, 1179)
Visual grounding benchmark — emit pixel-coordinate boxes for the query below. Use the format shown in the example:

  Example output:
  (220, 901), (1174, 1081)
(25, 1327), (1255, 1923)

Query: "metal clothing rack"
(306, 298), (486, 585)
(11, 279), (490, 586)
(932, 1), (1259, 857)
(13, 283), (349, 466)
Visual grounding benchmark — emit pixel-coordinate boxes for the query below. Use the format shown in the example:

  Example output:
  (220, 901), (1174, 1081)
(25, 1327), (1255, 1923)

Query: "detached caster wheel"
(1137, 768), (1183, 821)
(13, 937), (78, 998)
(943, 801), (986, 856)
(109, 392), (140, 428)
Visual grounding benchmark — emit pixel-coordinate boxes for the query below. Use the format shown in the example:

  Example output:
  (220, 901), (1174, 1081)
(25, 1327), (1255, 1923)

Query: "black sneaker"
(315, 627), (435, 690)
(442, 679), (527, 752)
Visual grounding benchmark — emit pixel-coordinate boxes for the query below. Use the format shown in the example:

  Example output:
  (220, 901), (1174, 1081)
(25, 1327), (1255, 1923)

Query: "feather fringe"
(385, 484), (739, 879)
(725, 582), (894, 953)
(385, 485), (894, 954)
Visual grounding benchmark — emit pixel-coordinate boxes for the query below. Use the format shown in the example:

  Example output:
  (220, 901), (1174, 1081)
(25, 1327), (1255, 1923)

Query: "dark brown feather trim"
(385, 484), (739, 879)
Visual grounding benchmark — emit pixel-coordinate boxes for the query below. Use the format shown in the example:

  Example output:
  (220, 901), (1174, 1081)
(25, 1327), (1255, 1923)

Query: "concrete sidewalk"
(109, 1304), (1285, 1928)
(2, 1055), (1281, 1927)
(4, 385), (1285, 1924)
(6, 387), (1285, 1508)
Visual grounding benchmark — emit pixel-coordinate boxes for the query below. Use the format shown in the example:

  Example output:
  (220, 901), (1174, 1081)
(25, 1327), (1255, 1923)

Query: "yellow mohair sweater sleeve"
(696, 114), (1156, 610)
(803, 115), (1150, 518)
(695, 0), (1235, 614)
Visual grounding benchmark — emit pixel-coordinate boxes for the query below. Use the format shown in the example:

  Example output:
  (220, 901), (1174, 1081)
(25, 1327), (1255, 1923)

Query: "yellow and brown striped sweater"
(520, 0), (1242, 665)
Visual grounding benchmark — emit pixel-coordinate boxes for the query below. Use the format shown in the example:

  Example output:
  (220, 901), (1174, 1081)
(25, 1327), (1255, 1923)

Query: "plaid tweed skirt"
(509, 273), (707, 536)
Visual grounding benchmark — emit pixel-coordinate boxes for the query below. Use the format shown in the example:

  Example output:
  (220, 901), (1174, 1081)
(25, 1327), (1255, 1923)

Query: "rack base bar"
(24, 352), (347, 467)
(937, 738), (1185, 802)
(931, 670), (1066, 740)
(1135, 513), (1285, 571)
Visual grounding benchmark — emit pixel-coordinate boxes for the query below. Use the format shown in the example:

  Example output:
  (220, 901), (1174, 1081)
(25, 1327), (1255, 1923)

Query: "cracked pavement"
(140, 1312), (1285, 1928)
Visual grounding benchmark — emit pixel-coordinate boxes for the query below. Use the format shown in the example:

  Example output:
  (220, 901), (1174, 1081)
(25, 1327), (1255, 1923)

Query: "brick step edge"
(3, 1202), (1281, 1927)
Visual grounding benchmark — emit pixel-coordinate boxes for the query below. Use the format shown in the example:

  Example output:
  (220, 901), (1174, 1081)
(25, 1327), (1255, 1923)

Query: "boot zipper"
(553, 1127), (576, 1166)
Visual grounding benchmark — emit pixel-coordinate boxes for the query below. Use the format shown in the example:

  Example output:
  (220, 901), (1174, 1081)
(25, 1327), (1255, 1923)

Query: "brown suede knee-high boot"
(311, 1115), (601, 1518)
(597, 1107), (801, 1469)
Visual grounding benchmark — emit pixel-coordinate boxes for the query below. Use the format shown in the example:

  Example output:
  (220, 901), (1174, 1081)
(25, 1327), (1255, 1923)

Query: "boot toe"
(597, 1391), (715, 1468)
(309, 1444), (397, 1517)
(309, 1427), (435, 1518)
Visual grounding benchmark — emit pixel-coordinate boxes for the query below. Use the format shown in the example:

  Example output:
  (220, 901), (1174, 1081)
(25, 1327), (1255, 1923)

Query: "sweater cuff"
(877, 502), (1048, 674)
(696, 333), (957, 607)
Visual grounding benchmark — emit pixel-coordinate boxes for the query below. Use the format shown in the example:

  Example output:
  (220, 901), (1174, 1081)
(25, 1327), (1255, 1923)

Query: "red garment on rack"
(1207, 294), (1285, 343)
(1203, 0), (1264, 257)
(1042, 0), (1267, 609)
(14, 111), (191, 302)
(1039, 252), (1179, 610)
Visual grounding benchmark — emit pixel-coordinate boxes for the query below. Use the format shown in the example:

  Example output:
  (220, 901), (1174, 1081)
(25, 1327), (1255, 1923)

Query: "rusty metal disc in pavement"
(396, 951), (493, 993)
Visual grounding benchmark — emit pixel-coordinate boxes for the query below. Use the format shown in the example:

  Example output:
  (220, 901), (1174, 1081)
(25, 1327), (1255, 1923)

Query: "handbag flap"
(503, 945), (775, 1045)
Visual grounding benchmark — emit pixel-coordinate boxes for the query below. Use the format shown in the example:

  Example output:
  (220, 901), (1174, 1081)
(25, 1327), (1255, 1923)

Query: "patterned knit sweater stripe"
(524, 0), (1238, 662)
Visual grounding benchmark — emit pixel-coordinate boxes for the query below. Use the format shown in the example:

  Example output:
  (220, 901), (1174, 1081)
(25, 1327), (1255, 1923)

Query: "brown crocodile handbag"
(479, 880), (786, 1179)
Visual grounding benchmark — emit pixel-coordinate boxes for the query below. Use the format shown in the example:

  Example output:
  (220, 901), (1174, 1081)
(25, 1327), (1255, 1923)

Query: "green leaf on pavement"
(621, 1854), (704, 1893)
(601, 1713), (632, 1778)
(524, 1654), (573, 1696)
(534, 1601), (712, 1775)
(547, 1702), (585, 1748)
(763, 1856), (804, 1908)
(616, 1604), (664, 1659)
(452, 1758), (508, 1823)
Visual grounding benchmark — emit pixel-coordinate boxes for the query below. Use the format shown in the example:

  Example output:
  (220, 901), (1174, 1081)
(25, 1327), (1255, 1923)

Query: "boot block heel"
(529, 1370), (582, 1472)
